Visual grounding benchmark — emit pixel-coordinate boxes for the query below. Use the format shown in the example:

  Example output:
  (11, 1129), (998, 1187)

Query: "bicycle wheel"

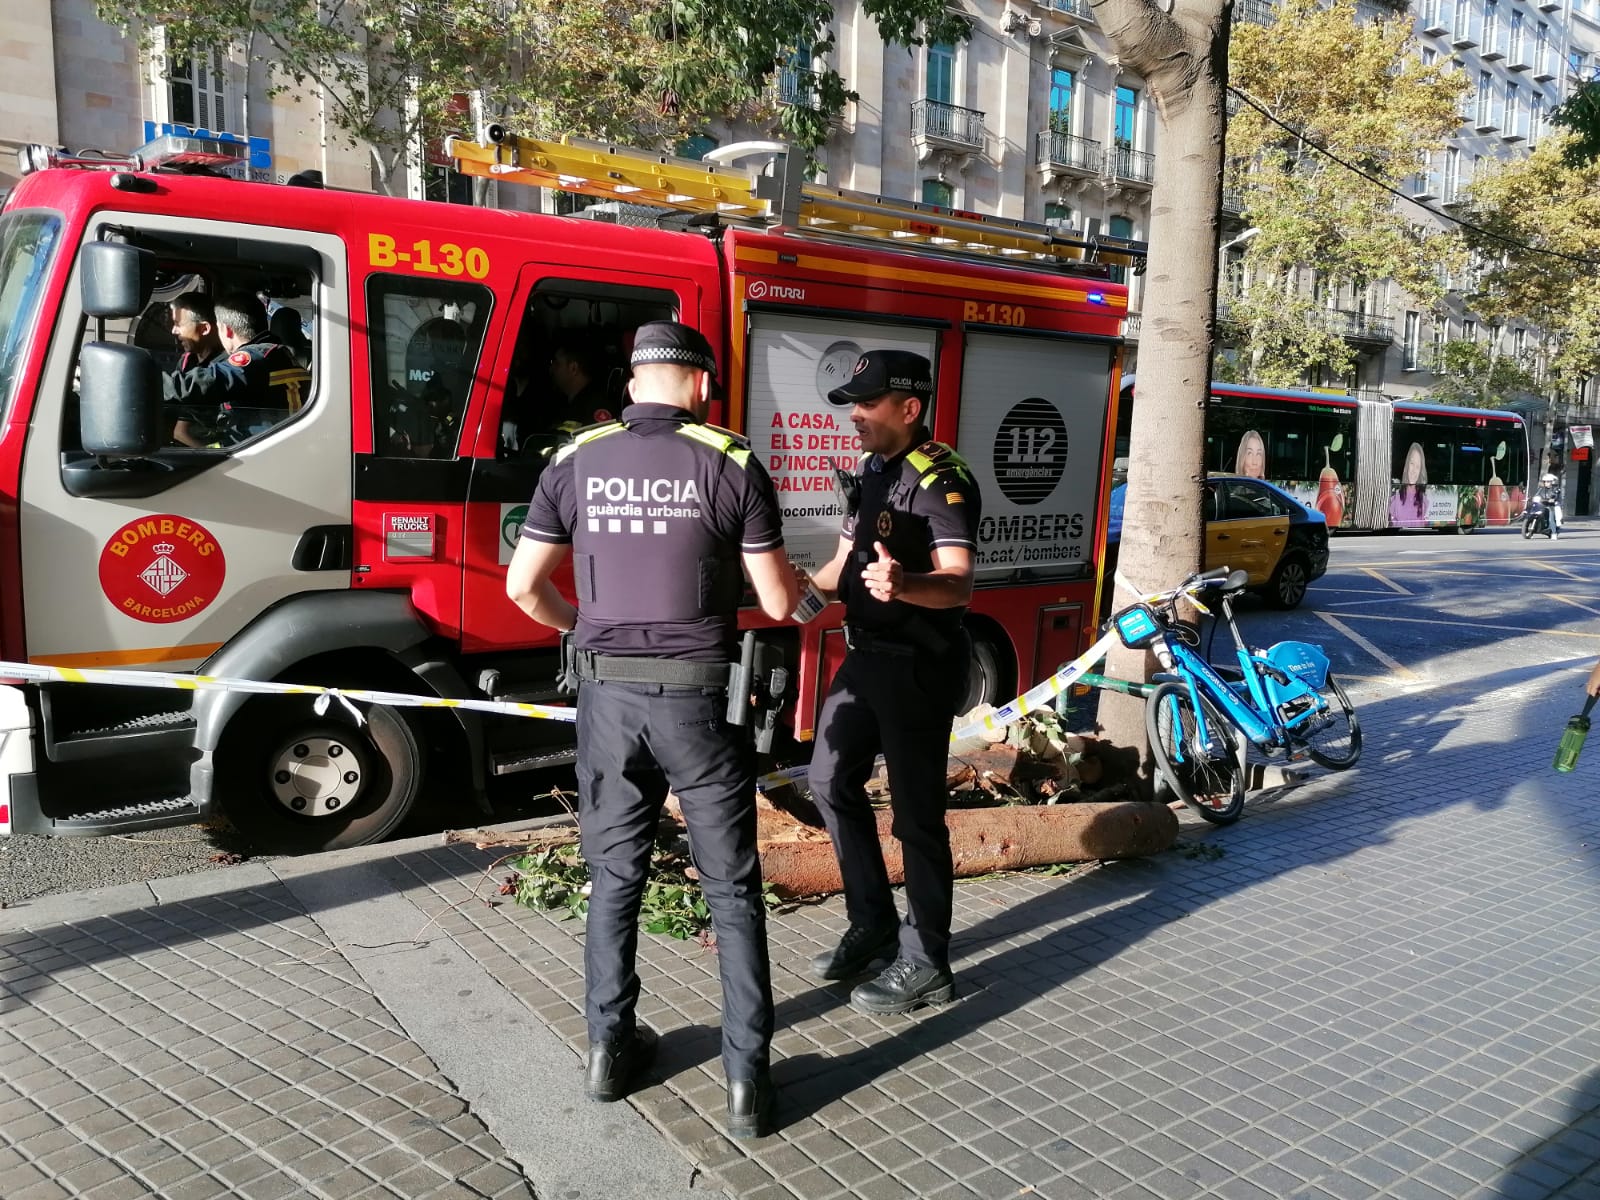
(1295, 672), (1362, 770)
(1145, 681), (1245, 825)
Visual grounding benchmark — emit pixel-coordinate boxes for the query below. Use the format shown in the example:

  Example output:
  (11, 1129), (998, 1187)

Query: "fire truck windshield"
(0, 210), (62, 425)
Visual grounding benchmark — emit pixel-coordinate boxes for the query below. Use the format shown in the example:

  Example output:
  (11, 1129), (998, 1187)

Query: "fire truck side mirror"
(81, 241), (155, 319)
(79, 343), (161, 457)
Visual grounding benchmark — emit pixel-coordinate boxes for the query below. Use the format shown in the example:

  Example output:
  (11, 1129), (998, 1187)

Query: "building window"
(1403, 310), (1421, 370)
(922, 179), (954, 207)
(927, 42), (955, 103)
(1506, 81), (1520, 134)
(1537, 22), (1550, 73)
(1049, 69), (1075, 133)
(1444, 146), (1461, 200)
(1509, 9), (1524, 61)
(1114, 85), (1139, 149)
(1484, 0), (1499, 55)
(1532, 94), (1545, 141)
(1514, 327), (1528, 360)
(1044, 201), (1073, 228)
(1477, 72), (1493, 127)
(1431, 321), (1446, 370)
(1454, 0), (1472, 40)
(677, 134), (719, 160)
(1422, 47), (1437, 67)
(1464, 319), (1477, 343)
(167, 47), (229, 130)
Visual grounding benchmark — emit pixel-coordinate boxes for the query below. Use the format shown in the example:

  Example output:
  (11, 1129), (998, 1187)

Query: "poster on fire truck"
(954, 333), (1112, 577)
(746, 315), (938, 571)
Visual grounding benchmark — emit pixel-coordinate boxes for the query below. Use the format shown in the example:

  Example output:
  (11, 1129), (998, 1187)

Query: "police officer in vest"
(506, 321), (802, 1139)
(162, 290), (311, 443)
(803, 350), (982, 1015)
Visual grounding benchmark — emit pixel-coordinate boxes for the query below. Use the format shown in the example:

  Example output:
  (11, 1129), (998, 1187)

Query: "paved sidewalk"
(6, 657), (1600, 1199)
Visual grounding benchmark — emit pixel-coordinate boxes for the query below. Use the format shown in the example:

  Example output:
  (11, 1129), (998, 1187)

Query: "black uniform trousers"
(575, 679), (774, 1081)
(807, 643), (968, 969)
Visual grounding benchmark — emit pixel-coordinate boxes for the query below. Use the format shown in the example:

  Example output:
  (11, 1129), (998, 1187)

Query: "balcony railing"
(1236, 0), (1277, 24)
(1109, 143), (1156, 184)
(776, 66), (821, 108)
(1221, 187), (1246, 214)
(1035, 129), (1104, 173)
(1123, 312), (1142, 340)
(1314, 308), (1395, 344)
(1050, 0), (1096, 19)
(912, 99), (985, 150)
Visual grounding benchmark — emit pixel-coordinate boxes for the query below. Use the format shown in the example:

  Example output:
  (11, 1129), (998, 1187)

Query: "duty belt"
(571, 649), (732, 688)
(842, 624), (918, 656)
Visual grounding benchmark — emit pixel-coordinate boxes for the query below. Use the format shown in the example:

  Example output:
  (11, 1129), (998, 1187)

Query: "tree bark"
(1090, 0), (1230, 790)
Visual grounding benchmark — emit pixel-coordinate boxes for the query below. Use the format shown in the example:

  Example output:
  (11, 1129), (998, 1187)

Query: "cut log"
(757, 801), (1178, 898)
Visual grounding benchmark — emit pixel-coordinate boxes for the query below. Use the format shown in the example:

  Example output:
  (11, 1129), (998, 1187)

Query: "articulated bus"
(1117, 379), (1530, 532)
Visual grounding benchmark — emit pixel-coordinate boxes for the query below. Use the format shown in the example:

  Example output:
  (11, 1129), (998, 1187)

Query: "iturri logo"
(501, 504), (529, 557)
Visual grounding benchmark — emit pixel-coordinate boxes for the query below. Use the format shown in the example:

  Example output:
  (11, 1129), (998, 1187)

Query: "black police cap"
(826, 349), (934, 407)
(630, 321), (718, 379)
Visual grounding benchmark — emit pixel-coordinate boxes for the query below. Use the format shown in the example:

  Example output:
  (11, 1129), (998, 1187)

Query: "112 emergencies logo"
(98, 515), (227, 624)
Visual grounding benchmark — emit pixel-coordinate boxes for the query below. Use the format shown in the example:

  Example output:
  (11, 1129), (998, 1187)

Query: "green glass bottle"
(1554, 695), (1599, 773)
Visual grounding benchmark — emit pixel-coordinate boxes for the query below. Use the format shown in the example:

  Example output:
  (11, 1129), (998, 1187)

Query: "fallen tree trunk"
(757, 801), (1178, 898)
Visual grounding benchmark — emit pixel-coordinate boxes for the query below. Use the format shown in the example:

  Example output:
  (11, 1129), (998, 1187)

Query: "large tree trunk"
(1090, 0), (1230, 790)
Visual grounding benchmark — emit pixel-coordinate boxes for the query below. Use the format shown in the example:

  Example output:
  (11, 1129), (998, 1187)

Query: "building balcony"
(776, 66), (821, 108)
(1048, 0), (1096, 21)
(1236, 0), (1277, 25)
(1035, 129), (1104, 175)
(1419, 0), (1448, 34)
(1314, 308), (1394, 345)
(1123, 311), (1141, 341)
(1404, 171), (1440, 201)
(1109, 143), (1156, 185)
(1221, 187), (1246, 215)
(912, 99), (986, 152)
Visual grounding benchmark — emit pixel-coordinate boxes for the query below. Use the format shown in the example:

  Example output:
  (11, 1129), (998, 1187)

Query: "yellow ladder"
(446, 132), (1145, 272)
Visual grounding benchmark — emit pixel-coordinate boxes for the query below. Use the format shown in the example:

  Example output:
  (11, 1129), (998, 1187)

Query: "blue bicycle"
(1111, 566), (1362, 824)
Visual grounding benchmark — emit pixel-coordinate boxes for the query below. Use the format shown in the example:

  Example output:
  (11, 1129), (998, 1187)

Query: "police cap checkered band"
(826, 349), (934, 407)
(630, 321), (718, 378)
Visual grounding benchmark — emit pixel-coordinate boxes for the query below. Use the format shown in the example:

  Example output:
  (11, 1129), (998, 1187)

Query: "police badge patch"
(877, 509), (893, 538)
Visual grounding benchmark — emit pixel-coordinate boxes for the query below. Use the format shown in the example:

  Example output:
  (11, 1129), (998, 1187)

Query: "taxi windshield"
(0, 210), (63, 427)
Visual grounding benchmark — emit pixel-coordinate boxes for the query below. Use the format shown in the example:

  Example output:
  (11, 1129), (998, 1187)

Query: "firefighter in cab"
(802, 349), (983, 1016)
(162, 290), (311, 444)
(505, 321), (803, 1140)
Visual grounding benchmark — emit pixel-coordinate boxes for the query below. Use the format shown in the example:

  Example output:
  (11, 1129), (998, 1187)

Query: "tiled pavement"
(6, 656), (1600, 1199)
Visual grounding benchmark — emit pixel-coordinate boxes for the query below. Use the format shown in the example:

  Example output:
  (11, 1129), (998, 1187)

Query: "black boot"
(726, 1068), (776, 1140)
(850, 957), (955, 1015)
(585, 1026), (657, 1102)
(808, 921), (899, 981)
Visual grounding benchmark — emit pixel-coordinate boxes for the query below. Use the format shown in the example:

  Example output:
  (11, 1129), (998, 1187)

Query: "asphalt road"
(7, 519), (1596, 906)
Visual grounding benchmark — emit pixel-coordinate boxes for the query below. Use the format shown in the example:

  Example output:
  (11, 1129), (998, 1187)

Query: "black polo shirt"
(521, 403), (784, 661)
(839, 428), (982, 645)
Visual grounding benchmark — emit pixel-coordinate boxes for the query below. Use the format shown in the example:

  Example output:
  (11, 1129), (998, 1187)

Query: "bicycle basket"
(1264, 641), (1329, 691)
(1112, 603), (1162, 650)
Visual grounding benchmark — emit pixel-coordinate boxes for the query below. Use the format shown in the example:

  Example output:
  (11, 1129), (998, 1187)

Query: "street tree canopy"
(1427, 339), (1542, 409)
(1552, 79), (1600, 167)
(1225, 0), (1467, 386)
(1456, 132), (1600, 389)
(95, 0), (968, 193)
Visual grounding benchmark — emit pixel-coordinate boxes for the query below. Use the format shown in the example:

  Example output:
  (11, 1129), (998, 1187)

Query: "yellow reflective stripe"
(907, 450), (933, 474)
(678, 424), (734, 452)
(729, 447), (751, 468)
(573, 421), (624, 446)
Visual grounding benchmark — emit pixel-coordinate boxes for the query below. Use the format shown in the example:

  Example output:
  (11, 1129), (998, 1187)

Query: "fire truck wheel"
(219, 703), (425, 854)
(960, 636), (1006, 714)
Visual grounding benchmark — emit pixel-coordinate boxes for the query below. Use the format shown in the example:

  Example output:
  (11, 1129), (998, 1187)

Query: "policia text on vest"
(504, 322), (806, 1140)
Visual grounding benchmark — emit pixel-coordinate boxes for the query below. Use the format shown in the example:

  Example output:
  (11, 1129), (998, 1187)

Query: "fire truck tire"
(960, 635), (1007, 714)
(218, 700), (425, 854)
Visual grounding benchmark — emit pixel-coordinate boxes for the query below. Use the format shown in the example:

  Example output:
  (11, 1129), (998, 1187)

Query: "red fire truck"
(0, 132), (1141, 852)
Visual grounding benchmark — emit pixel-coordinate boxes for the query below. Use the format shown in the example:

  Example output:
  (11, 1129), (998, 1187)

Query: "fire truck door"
(460, 268), (696, 653)
(18, 217), (351, 670)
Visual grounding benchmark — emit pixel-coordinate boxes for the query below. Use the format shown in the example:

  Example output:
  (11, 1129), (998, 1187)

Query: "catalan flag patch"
(946, 492), (965, 505)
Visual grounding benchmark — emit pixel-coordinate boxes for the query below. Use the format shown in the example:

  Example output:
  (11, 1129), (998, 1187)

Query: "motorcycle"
(1524, 494), (1557, 540)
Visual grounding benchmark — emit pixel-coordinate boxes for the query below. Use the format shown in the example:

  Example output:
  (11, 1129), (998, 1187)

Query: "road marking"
(1329, 612), (1600, 639)
(1326, 596), (1423, 608)
(1522, 558), (1589, 580)
(1547, 593), (1600, 618)
(1314, 611), (1420, 680)
(1360, 567), (1412, 595)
